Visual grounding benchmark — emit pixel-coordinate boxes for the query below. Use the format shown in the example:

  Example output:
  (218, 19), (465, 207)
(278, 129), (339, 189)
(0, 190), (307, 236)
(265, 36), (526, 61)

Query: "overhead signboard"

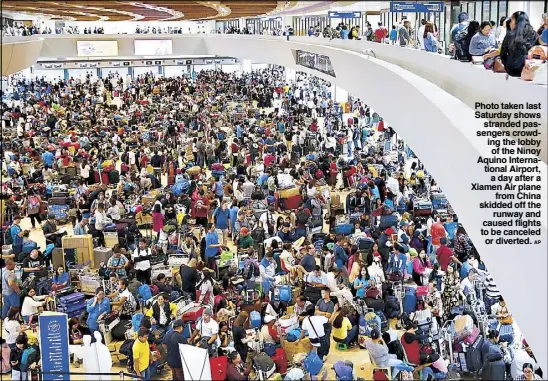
(390, 1), (444, 13)
(134, 39), (173, 55)
(295, 50), (336, 78)
(76, 41), (118, 57)
(328, 11), (362, 18)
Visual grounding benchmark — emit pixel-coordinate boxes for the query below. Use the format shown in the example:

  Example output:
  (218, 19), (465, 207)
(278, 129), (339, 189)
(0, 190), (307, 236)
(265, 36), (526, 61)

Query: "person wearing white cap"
(260, 315), (280, 345)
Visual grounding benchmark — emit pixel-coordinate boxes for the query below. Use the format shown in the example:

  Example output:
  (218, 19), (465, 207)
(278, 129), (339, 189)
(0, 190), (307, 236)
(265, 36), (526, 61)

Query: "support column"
(334, 86), (348, 103)
(63, 69), (69, 81)
(241, 59), (252, 73)
(285, 67), (296, 84)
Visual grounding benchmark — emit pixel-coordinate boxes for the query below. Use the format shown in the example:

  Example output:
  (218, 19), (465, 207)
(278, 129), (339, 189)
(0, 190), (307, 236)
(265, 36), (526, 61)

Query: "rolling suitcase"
(209, 356), (228, 381)
(462, 326), (480, 345)
(413, 200), (433, 216)
(59, 292), (85, 305)
(498, 324), (514, 344)
(101, 171), (110, 185)
(334, 224), (354, 235)
(182, 305), (205, 323)
(464, 334), (484, 373)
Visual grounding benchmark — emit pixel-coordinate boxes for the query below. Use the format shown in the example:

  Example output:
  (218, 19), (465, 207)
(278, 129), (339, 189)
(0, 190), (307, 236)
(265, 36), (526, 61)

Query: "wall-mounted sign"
(145, 60), (153, 65)
(79, 63), (88, 68)
(295, 50), (336, 77)
(134, 39), (173, 55)
(390, 1), (444, 13)
(186, 60), (193, 65)
(88, 63), (97, 68)
(123, 62), (130, 66)
(76, 40), (118, 57)
(53, 63), (63, 68)
(328, 11), (361, 18)
(155, 60), (162, 65)
(112, 62), (121, 67)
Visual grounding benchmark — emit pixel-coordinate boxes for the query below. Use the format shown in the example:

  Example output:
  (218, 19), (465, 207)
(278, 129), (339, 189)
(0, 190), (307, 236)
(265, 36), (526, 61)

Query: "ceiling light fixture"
(127, 2), (184, 21)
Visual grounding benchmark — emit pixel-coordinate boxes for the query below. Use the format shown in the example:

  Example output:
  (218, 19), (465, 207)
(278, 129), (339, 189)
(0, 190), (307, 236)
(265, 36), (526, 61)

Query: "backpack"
(242, 260), (260, 280)
(296, 210), (310, 225)
(20, 346), (38, 371)
(453, 26), (470, 61)
(138, 284), (152, 302)
(3, 227), (13, 246)
(149, 284), (160, 296)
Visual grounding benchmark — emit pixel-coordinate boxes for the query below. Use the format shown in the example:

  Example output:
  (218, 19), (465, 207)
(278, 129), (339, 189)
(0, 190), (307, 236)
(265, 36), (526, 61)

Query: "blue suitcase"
(334, 224), (354, 235)
(431, 193), (448, 209)
(58, 299), (86, 313)
(403, 287), (417, 314)
(498, 324), (514, 344)
(59, 292), (85, 305)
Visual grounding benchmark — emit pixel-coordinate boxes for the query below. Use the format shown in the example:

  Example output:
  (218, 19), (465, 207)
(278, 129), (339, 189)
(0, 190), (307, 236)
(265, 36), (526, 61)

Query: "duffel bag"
(111, 320), (132, 341)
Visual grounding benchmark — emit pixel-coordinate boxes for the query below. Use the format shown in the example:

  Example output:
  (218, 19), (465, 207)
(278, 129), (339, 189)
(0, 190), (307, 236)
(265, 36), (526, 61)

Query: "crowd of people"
(0, 65), (543, 381)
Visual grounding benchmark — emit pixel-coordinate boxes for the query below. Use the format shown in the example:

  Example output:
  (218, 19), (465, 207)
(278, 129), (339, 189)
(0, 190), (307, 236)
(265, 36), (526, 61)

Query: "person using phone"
(86, 287), (111, 335)
(21, 249), (46, 282)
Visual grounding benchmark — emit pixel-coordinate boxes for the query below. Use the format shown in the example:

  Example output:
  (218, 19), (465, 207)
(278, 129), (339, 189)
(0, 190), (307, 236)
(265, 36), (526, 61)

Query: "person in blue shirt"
(460, 255), (474, 279)
(300, 248), (317, 273)
(277, 121), (285, 134)
(236, 124), (243, 139)
(353, 267), (370, 298)
(42, 150), (54, 168)
(52, 266), (69, 288)
(264, 137), (275, 153)
(257, 173), (269, 188)
(10, 215), (24, 257)
(213, 177), (225, 203)
(389, 25), (397, 44)
(229, 201), (239, 238)
(86, 287), (111, 335)
(213, 201), (231, 246)
(387, 244), (407, 275)
(306, 266), (328, 287)
(333, 236), (348, 269)
(205, 223), (222, 270)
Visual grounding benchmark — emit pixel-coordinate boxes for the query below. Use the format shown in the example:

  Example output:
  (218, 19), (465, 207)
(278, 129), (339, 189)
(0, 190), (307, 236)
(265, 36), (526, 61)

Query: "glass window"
(499, 1), (507, 18)
(490, 1), (499, 22)
(483, 1), (491, 22)
(476, 1), (483, 21)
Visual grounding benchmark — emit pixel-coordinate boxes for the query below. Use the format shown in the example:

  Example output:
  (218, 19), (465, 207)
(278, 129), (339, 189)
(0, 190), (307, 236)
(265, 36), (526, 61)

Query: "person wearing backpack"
(23, 192), (42, 229)
(10, 335), (32, 381)
(132, 239), (152, 285)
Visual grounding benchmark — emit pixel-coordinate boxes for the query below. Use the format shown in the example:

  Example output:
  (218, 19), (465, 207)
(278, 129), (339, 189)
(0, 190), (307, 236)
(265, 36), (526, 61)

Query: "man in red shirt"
(374, 22), (388, 43)
(431, 218), (447, 247)
(436, 237), (461, 271)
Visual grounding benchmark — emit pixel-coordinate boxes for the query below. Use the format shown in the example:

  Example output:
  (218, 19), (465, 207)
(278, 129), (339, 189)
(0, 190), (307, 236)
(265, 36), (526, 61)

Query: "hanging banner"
(328, 11), (362, 18)
(390, 1), (444, 13)
(39, 313), (70, 381)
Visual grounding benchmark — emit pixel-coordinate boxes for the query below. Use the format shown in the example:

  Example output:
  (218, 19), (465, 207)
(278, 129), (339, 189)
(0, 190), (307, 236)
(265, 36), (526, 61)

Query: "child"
(390, 25), (397, 45)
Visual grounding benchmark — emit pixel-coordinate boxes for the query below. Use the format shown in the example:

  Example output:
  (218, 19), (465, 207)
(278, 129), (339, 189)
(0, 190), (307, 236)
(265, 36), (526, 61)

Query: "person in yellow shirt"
(133, 327), (151, 380)
(332, 307), (358, 346)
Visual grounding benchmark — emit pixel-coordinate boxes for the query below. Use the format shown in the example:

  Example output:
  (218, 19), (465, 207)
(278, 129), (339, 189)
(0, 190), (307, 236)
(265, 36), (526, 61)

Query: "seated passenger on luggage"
(109, 278), (137, 318)
(490, 297), (513, 324)
(400, 321), (431, 366)
(365, 329), (406, 378)
(469, 21), (497, 57)
(188, 308), (219, 355)
(237, 227), (255, 250)
(306, 266), (328, 288)
(146, 293), (176, 329)
(293, 296), (313, 320)
(387, 244), (407, 276)
(227, 350), (251, 381)
(153, 273), (173, 295)
(383, 288), (401, 318)
(332, 307), (358, 346)
(260, 315), (280, 344)
(21, 249), (46, 281)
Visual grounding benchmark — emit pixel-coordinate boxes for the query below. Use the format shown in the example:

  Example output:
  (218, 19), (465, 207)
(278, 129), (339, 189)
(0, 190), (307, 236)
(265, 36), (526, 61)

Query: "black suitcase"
(365, 297), (386, 311)
(303, 287), (322, 305)
(465, 334), (484, 373)
(49, 197), (72, 205)
(109, 170), (120, 184)
(111, 319), (132, 340)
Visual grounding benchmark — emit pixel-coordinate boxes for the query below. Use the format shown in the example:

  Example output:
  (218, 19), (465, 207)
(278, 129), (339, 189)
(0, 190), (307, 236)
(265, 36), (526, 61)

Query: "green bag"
(220, 250), (233, 261)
